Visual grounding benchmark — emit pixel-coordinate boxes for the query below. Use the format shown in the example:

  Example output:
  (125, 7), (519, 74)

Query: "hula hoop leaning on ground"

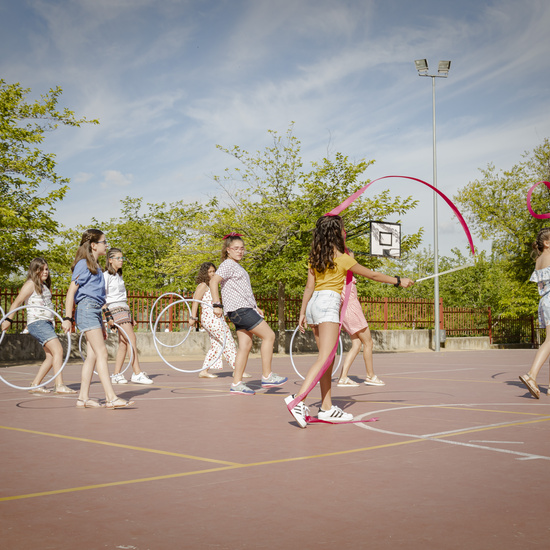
(289, 325), (342, 380)
(153, 298), (227, 374)
(149, 292), (193, 349)
(0, 306), (6, 346)
(0, 305), (71, 390)
(78, 322), (134, 376)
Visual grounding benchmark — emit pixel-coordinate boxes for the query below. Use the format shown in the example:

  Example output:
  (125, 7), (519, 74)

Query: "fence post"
(531, 315), (535, 347)
(384, 297), (388, 330)
(488, 307), (492, 344)
(278, 282), (285, 354)
(439, 298), (444, 330)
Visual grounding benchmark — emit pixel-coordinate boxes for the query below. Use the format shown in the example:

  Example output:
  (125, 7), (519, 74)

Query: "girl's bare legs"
(251, 321), (275, 378)
(233, 330), (253, 384)
(30, 338), (72, 390)
(339, 327), (377, 382)
(338, 335), (362, 382)
(232, 321), (276, 383)
(524, 328), (550, 388)
(115, 323), (142, 375)
(80, 328), (118, 403)
(112, 329), (128, 376)
(295, 322), (340, 409)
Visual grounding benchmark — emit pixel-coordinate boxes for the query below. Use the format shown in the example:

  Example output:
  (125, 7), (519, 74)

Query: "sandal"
(337, 377), (359, 387)
(199, 372), (218, 378)
(76, 399), (104, 409)
(28, 386), (51, 394)
(105, 398), (135, 409)
(519, 374), (540, 399)
(364, 375), (385, 387)
(55, 385), (78, 394)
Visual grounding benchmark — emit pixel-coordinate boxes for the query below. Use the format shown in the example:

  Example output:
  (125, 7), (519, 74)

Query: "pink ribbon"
(527, 181), (550, 219)
(327, 174), (475, 255)
(287, 174), (475, 414)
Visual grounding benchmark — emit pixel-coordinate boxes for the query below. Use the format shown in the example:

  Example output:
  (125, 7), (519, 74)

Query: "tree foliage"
(454, 139), (550, 315)
(0, 80), (98, 281)
(157, 125), (423, 294)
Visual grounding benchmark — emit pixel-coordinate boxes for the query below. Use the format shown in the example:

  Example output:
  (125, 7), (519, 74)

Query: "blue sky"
(2, 0), (549, 257)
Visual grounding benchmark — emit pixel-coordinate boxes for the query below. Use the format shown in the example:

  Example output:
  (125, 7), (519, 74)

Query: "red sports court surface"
(1, 349), (549, 549)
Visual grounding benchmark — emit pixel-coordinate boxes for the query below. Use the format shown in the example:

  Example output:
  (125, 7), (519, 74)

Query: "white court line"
(469, 440), (524, 444)
(354, 403), (550, 461)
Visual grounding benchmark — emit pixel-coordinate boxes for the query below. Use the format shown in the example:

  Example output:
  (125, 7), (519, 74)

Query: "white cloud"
(100, 170), (134, 189)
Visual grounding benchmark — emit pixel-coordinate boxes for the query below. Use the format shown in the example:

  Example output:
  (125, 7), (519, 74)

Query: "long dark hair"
(105, 248), (123, 276)
(27, 258), (51, 294)
(196, 262), (216, 285)
(71, 229), (104, 274)
(308, 215), (346, 272)
(532, 227), (550, 258)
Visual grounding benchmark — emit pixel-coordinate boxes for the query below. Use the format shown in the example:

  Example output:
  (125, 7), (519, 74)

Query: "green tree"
(454, 139), (549, 315)
(0, 80), (98, 282)
(159, 125), (423, 295)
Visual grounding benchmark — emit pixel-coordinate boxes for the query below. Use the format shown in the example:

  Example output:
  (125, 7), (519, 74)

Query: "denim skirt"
(27, 320), (58, 346)
(76, 297), (104, 333)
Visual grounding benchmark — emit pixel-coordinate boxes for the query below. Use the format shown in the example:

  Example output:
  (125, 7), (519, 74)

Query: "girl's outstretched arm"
(0, 280), (35, 332)
(350, 263), (414, 288)
(298, 268), (316, 333)
(62, 281), (78, 333)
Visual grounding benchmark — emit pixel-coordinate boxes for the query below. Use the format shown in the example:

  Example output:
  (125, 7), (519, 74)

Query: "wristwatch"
(394, 276), (401, 288)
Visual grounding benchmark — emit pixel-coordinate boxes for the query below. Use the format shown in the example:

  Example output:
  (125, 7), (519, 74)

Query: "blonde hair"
(71, 229), (104, 274)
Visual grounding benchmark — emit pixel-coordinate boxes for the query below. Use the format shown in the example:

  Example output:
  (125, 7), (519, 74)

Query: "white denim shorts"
(305, 290), (341, 325)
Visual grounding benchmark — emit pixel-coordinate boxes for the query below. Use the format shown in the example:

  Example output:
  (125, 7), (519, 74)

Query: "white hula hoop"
(79, 322), (134, 376)
(153, 298), (226, 373)
(0, 305), (71, 390)
(0, 306), (6, 346)
(289, 325), (342, 381)
(149, 292), (193, 348)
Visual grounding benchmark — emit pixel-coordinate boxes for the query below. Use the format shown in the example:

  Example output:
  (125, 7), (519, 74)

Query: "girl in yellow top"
(285, 215), (414, 428)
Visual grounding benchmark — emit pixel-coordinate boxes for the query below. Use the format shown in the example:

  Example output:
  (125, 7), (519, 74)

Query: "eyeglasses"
(229, 247), (245, 252)
(97, 240), (108, 245)
(112, 256), (124, 261)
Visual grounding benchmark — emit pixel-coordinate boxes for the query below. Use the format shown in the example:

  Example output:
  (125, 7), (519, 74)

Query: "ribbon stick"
(526, 180), (550, 219)
(416, 263), (474, 282)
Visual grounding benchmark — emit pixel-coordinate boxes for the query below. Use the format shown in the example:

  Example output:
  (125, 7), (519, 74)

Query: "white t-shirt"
(103, 272), (128, 308)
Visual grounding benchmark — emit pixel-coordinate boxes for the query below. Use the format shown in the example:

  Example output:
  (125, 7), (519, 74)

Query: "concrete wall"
(0, 329), (491, 363)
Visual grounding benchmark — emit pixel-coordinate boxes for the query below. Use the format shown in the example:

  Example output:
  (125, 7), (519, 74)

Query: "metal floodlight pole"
(414, 59), (451, 352)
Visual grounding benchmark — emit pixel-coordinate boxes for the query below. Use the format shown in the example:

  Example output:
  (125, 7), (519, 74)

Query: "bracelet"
(63, 316), (74, 323)
(189, 316), (198, 321)
(212, 303), (223, 309)
(4, 317), (13, 325)
(394, 276), (401, 288)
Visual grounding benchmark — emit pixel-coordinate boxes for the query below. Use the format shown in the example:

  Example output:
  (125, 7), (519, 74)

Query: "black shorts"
(227, 308), (263, 331)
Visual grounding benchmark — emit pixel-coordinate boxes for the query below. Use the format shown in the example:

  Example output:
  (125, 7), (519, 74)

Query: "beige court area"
(1, 348), (549, 549)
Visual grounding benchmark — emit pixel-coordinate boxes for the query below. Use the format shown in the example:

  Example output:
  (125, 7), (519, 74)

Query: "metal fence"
(0, 287), (541, 346)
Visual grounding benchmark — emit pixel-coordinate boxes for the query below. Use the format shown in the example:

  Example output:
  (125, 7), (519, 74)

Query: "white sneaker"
(131, 372), (153, 385)
(317, 405), (353, 423)
(284, 395), (309, 428)
(111, 373), (128, 384)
